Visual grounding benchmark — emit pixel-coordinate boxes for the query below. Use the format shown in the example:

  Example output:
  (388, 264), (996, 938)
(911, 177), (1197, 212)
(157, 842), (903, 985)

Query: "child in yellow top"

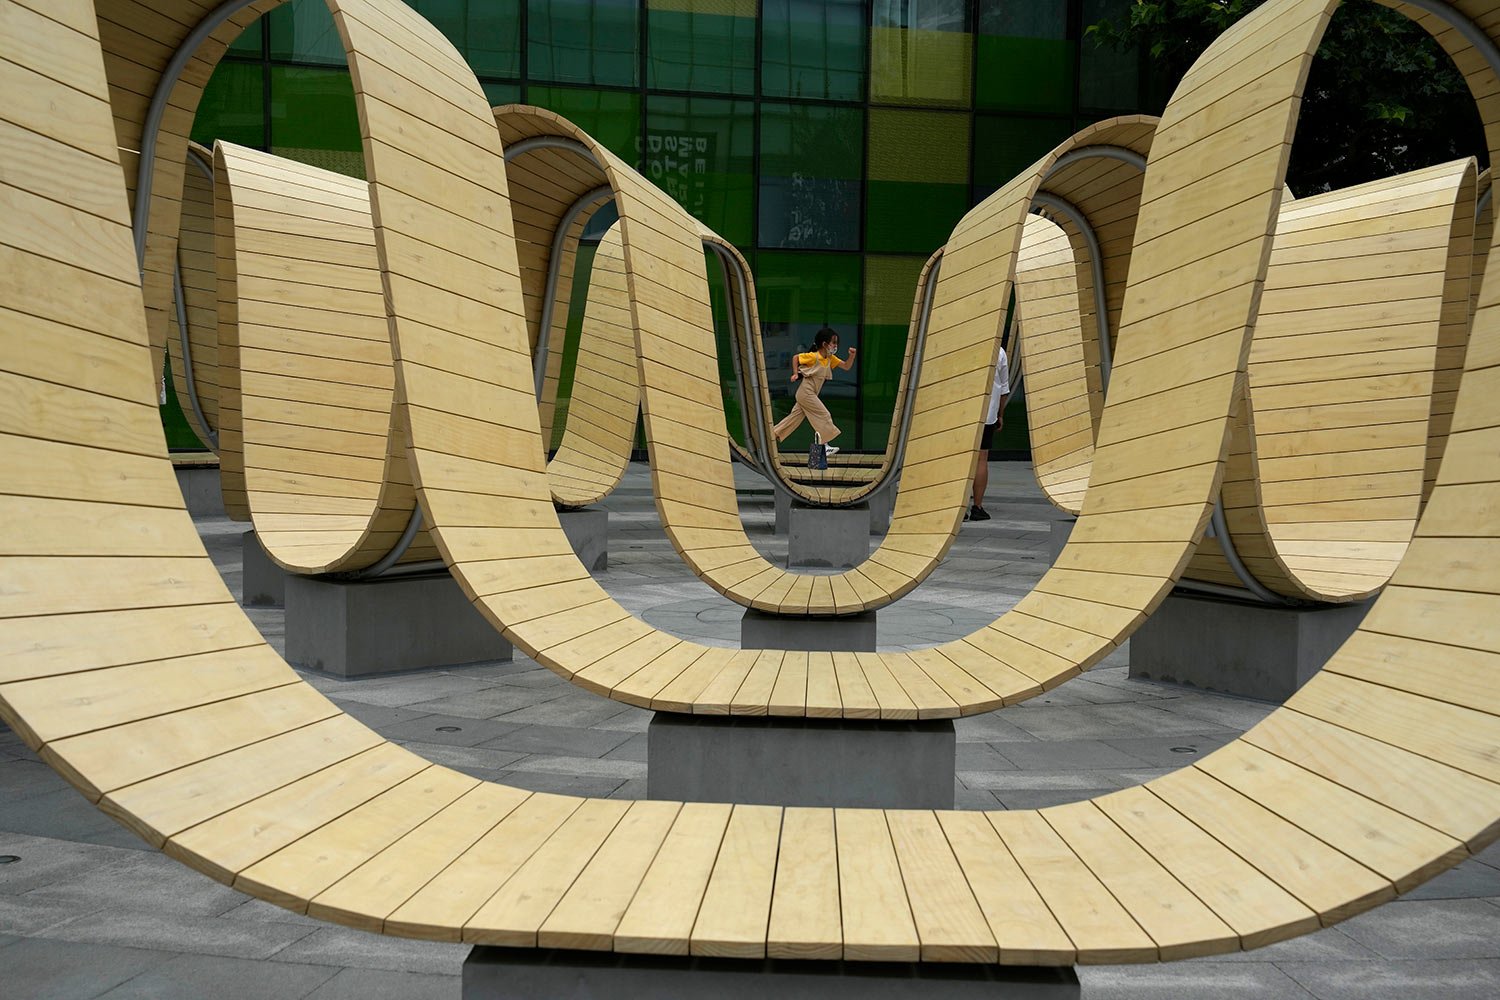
(773, 327), (856, 456)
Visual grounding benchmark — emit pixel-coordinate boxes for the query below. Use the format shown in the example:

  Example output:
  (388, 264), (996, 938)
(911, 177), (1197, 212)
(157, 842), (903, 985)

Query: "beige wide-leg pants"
(773, 374), (840, 444)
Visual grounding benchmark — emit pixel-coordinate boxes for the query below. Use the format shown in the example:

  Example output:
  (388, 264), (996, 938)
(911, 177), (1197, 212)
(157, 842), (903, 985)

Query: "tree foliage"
(1088, 0), (1487, 193)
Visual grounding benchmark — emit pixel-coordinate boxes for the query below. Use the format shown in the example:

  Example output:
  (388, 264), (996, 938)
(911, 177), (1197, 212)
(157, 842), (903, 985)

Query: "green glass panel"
(865, 109), (969, 254)
(703, 249), (748, 449)
(269, 0), (345, 65)
(406, 1), (522, 78)
(647, 1), (756, 95)
(528, 0), (639, 87)
(758, 104), (862, 250)
(976, 1), (1073, 113)
(160, 358), (211, 452)
(1079, 0), (1141, 111)
(191, 61), (264, 149)
(228, 16), (264, 56)
(860, 255), (925, 448)
(754, 252), (861, 448)
(527, 87), (641, 164)
(465, 0), (522, 78)
(870, 0), (971, 108)
(972, 115), (1075, 201)
(269, 66), (365, 177)
(646, 95), (754, 247)
(482, 81), (523, 107)
(761, 0), (865, 101)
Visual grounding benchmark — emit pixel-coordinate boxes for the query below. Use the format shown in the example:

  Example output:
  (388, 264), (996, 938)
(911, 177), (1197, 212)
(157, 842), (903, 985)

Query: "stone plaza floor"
(3, 461), (1498, 999)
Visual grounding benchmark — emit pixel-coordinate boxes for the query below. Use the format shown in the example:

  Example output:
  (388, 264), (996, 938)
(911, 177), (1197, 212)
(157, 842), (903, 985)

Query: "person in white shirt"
(968, 346), (1010, 522)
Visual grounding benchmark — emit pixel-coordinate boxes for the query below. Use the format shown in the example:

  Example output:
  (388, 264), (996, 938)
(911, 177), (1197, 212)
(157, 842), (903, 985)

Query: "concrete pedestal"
(1130, 592), (1373, 700)
(741, 608), (877, 652)
(647, 713), (955, 809)
(1048, 518), (1076, 563)
(775, 489), (893, 535)
(174, 464), (225, 518)
(465, 948), (1078, 999)
(558, 507), (608, 572)
(241, 530), (285, 608)
(787, 504), (871, 568)
(285, 571), (512, 678)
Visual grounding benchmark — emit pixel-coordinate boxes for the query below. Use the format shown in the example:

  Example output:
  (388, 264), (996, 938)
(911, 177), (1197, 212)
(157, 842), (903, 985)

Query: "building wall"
(185, 0), (1152, 454)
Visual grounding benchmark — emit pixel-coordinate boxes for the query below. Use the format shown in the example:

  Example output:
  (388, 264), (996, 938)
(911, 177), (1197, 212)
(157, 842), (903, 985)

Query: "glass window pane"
(758, 103), (862, 250)
(754, 252), (861, 448)
(269, 0), (345, 66)
(528, 0), (639, 87)
(647, 0), (756, 95)
(870, 0), (971, 108)
(228, 16), (264, 57)
(1079, 0), (1140, 111)
(646, 96), (754, 247)
(191, 61), (264, 149)
(465, 0), (522, 78)
(972, 115), (1075, 202)
(526, 86), (641, 164)
(976, 1), (1073, 113)
(761, 0), (865, 102)
(270, 66), (366, 177)
(866, 109), (969, 254)
(482, 81), (523, 107)
(860, 255), (925, 448)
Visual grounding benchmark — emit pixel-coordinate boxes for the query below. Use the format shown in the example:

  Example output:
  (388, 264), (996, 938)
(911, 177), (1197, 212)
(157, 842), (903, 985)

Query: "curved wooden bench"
(212, 141), (438, 573)
(5, 0), (1500, 963)
(1015, 212), (1097, 514)
(1183, 159), (1479, 602)
(164, 141), (220, 451)
(545, 222), (639, 508)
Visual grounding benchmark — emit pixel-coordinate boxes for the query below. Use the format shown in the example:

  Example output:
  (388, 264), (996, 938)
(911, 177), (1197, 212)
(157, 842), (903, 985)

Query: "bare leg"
(972, 449), (990, 509)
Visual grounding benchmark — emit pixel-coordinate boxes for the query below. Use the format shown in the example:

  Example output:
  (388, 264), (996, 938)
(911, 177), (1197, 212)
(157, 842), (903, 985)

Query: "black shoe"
(969, 505), (991, 521)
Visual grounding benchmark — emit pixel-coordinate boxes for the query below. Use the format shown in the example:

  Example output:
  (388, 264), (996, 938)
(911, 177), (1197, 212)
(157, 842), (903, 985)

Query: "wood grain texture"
(2, 0), (1497, 966)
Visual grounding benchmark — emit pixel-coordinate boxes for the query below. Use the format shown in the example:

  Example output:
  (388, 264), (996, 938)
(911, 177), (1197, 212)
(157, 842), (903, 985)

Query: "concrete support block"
(284, 572), (512, 678)
(174, 464), (225, 518)
(647, 713), (955, 809)
(775, 490), (892, 536)
(788, 504), (871, 567)
(1048, 517), (1076, 563)
(741, 608), (877, 652)
(1130, 592), (1373, 701)
(465, 948), (1078, 999)
(867, 485), (893, 534)
(557, 507), (608, 572)
(241, 530), (285, 608)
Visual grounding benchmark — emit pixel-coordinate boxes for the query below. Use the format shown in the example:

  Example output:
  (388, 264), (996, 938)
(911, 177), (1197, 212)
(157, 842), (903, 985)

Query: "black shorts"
(979, 420), (999, 451)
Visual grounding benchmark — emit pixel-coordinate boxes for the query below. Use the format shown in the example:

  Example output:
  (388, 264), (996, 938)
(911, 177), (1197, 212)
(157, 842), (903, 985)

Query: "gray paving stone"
(271, 926), (469, 975)
(1078, 962), (1315, 998)
(38, 906), (320, 959)
(20, 850), (246, 918)
(1100, 734), (1238, 768)
(1402, 858), (1500, 900)
(956, 744), (1017, 771)
(0, 832), (142, 895)
(1277, 959), (1500, 1000)
(378, 715), (525, 748)
(480, 724), (634, 757)
(330, 704), (436, 730)
(0, 787), (147, 850)
(389, 742), (527, 773)
(96, 952), (340, 1000)
(403, 687), (570, 719)
(0, 886), (106, 934)
(995, 739), (1153, 771)
(604, 732), (649, 761)
(303, 967), (460, 1000)
(0, 937), (176, 1000)
(1183, 926), (1376, 964)
(490, 770), (628, 797)
(950, 714), (1040, 743)
(0, 758), (66, 802)
(508, 753), (645, 780)
(992, 788), (1121, 810)
(1333, 899), (1500, 959)
(609, 777), (647, 799)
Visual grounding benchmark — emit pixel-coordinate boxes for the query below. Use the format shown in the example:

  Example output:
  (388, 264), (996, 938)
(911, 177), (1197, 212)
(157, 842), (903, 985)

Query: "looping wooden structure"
(3, 0), (1500, 968)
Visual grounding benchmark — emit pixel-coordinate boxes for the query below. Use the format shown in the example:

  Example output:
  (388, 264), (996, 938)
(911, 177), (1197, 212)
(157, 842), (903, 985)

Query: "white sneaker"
(824, 446), (839, 458)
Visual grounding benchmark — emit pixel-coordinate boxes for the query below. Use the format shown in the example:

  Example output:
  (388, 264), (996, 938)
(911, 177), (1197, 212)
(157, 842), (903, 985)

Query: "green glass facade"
(190, 0), (1151, 453)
